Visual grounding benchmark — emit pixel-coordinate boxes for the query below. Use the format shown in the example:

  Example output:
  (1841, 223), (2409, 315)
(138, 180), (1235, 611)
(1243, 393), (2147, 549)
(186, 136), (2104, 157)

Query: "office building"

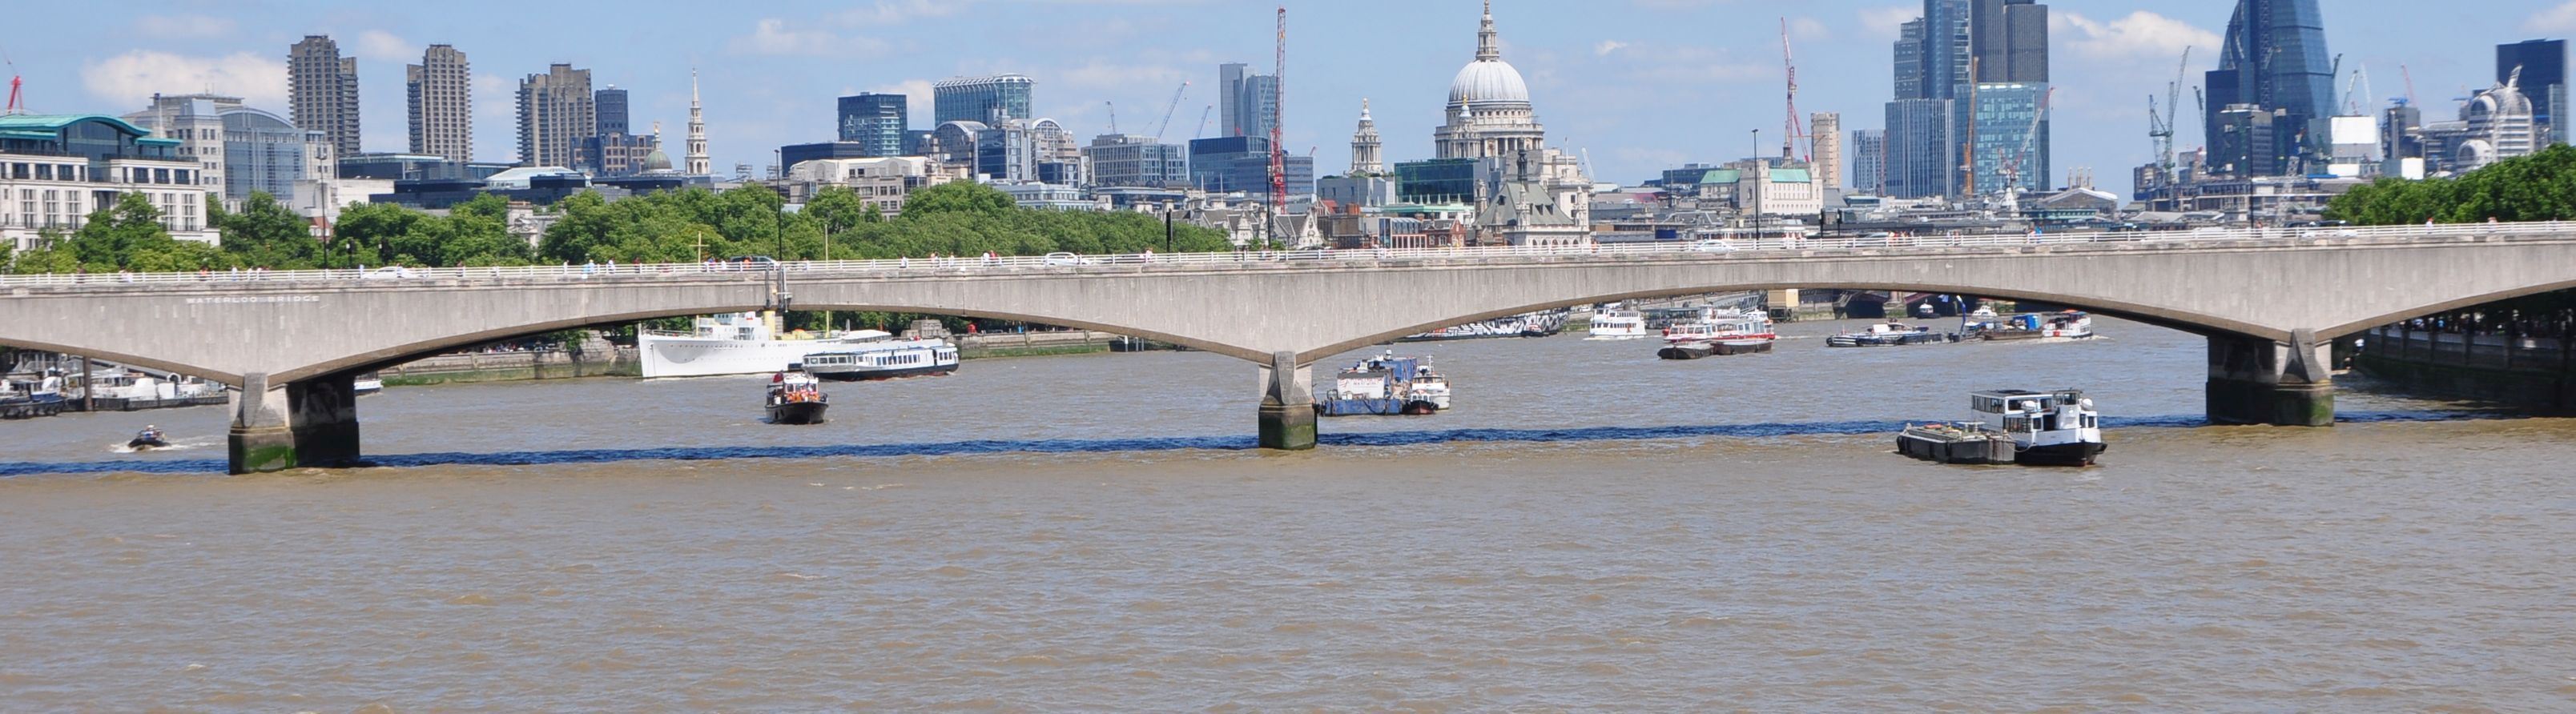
(0, 114), (215, 250)
(1219, 62), (1279, 139)
(595, 86), (630, 136)
(1810, 112), (1842, 190)
(836, 93), (908, 157)
(1190, 135), (1312, 200)
(1851, 129), (1887, 195)
(125, 94), (336, 211)
(1883, 98), (1954, 199)
(2498, 39), (2566, 145)
(932, 74), (1034, 126)
(582, 132), (660, 178)
(1081, 134), (1189, 189)
(516, 64), (594, 168)
(1881, 1), (1970, 199)
(288, 35), (361, 156)
(2204, 0), (2336, 176)
(1960, 82), (2049, 195)
(2457, 78), (2541, 171)
(406, 44), (472, 162)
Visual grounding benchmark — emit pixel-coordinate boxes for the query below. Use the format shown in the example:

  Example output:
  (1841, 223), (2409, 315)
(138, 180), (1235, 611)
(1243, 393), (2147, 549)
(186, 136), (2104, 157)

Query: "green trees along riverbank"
(2326, 144), (2576, 226)
(5, 182), (1232, 274)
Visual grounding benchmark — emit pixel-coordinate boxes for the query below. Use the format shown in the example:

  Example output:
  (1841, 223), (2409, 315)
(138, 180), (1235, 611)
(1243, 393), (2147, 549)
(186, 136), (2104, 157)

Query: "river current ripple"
(4, 318), (2574, 710)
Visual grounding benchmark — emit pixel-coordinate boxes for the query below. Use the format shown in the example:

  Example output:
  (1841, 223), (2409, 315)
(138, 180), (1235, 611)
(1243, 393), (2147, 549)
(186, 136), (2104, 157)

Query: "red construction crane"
(1269, 6), (1288, 212)
(1780, 18), (1807, 162)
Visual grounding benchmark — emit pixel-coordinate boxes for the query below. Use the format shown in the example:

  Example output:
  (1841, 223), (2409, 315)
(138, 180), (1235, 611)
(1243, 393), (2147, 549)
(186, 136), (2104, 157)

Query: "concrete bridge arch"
(6, 227), (2576, 472)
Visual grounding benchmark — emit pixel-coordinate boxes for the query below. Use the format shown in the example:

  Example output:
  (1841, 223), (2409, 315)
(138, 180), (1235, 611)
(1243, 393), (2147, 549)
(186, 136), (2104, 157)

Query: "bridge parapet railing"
(6, 220), (2571, 289)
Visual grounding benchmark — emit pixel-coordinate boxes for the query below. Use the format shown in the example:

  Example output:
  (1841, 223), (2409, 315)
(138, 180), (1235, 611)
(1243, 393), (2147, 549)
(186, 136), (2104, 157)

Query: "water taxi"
(764, 367), (831, 425)
(1827, 320), (1957, 347)
(1587, 307), (1649, 340)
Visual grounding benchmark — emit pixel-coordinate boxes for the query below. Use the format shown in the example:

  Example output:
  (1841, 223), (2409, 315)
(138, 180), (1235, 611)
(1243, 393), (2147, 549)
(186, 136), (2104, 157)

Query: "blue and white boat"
(1315, 351), (1451, 416)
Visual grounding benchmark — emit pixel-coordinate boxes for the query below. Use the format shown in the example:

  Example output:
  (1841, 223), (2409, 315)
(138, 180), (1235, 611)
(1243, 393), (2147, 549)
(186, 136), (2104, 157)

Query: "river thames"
(5, 317), (2574, 710)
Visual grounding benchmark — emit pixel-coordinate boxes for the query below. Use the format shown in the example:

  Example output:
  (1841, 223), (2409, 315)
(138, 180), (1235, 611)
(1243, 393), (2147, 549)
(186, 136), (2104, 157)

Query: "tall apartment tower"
(1349, 98), (1383, 175)
(595, 86), (630, 136)
(405, 44), (472, 162)
(932, 74), (1035, 126)
(1851, 129), (1888, 195)
(686, 70), (710, 176)
(288, 35), (362, 155)
(516, 63), (594, 167)
(2204, 0), (2336, 176)
(1809, 112), (1843, 190)
(2498, 39), (2568, 146)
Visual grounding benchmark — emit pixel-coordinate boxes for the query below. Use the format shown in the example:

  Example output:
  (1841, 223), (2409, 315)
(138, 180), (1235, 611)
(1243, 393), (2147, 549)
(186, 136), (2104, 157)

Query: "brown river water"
(5, 317), (2574, 711)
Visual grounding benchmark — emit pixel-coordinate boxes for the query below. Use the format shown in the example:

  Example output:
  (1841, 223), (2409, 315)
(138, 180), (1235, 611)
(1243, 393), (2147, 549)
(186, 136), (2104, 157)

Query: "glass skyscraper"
(2498, 39), (2567, 146)
(1882, 0), (2045, 199)
(2203, 0), (2335, 177)
(932, 74), (1034, 126)
(837, 93), (909, 157)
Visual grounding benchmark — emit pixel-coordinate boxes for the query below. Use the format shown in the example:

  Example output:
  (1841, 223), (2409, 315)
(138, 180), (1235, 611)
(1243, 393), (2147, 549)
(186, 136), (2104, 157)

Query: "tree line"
(2325, 144), (2576, 225)
(3, 181), (1233, 274)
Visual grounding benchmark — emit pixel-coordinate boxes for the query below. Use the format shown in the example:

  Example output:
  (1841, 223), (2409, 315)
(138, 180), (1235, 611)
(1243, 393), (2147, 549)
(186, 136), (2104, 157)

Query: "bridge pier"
(2207, 329), (2335, 427)
(1258, 351), (1316, 451)
(227, 371), (363, 474)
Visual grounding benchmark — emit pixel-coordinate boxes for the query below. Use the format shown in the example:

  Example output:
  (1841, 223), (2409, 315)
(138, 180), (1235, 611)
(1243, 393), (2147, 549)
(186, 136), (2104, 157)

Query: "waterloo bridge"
(7, 222), (2574, 474)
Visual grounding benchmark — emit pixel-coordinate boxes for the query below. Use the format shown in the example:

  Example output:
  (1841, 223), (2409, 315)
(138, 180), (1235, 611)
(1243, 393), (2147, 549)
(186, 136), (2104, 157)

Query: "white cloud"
(2056, 11), (2219, 61)
(132, 14), (235, 39)
(729, 18), (889, 57)
(81, 50), (287, 109)
(839, 0), (972, 26)
(353, 30), (416, 62)
(1788, 17), (1828, 42)
(1858, 5), (1915, 39)
(2533, 2), (2576, 32)
(1594, 40), (1629, 57)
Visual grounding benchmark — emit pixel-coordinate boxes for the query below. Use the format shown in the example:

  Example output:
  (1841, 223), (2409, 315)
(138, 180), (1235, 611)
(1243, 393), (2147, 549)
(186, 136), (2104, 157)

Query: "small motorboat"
(764, 367), (831, 425)
(128, 426), (170, 450)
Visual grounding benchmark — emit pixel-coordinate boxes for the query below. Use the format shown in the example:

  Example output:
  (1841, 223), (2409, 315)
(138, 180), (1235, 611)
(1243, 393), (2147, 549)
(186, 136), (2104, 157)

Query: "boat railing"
(14, 220), (2576, 288)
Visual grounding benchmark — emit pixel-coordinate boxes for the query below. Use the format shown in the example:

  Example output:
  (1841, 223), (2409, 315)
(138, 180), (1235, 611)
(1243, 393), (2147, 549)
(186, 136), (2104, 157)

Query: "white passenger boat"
(352, 372), (384, 395)
(1587, 307), (1649, 340)
(800, 332), (961, 381)
(1897, 388), (2106, 466)
(1656, 308), (1777, 359)
(639, 312), (863, 379)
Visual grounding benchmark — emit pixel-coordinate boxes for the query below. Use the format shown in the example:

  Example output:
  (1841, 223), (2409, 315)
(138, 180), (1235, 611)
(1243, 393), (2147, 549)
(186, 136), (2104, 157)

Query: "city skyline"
(17, 0), (2569, 195)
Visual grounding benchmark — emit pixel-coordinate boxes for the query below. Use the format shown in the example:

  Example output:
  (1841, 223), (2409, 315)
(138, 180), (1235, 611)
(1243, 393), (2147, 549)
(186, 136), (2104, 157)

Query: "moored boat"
(1399, 311), (1566, 342)
(1896, 388), (2106, 466)
(1827, 320), (1958, 347)
(1973, 311), (2097, 342)
(641, 311), (863, 379)
(1657, 308), (1777, 359)
(764, 368), (831, 425)
(352, 372), (384, 395)
(1316, 351), (1451, 416)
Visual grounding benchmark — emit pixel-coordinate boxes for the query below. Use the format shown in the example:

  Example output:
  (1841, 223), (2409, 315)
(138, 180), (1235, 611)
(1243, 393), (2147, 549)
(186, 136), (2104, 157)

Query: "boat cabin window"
(2005, 415), (2033, 432)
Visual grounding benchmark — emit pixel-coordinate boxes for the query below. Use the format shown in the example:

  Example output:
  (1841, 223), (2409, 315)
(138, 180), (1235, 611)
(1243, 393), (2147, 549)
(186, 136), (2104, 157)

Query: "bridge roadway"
(7, 222), (2574, 473)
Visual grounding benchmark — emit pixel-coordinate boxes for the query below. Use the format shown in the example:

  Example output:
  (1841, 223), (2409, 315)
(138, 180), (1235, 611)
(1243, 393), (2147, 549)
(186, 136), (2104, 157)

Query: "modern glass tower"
(932, 74), (1034, 126)
(2203, 0), (2336, 177)
(2498, 39), (2567, 145)
(837, 93), (909, 157)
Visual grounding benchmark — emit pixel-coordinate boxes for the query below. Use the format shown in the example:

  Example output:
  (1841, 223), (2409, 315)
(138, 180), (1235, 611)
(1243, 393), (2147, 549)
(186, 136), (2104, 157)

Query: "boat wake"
(109, 436), (217, 454)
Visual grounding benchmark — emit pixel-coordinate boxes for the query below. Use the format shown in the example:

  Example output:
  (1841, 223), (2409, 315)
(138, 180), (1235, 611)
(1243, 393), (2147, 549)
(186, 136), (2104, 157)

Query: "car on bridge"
(1690, 239), (1737, 253)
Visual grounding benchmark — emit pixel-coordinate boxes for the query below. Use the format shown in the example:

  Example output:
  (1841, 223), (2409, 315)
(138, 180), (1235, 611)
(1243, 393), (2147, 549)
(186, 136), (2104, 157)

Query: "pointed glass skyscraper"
(2203, 0), (2335, 177)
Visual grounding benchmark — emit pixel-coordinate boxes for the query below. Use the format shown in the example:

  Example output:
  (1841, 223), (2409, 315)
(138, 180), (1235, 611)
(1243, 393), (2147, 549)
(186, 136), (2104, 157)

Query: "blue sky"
(11, 0), (2570, 198)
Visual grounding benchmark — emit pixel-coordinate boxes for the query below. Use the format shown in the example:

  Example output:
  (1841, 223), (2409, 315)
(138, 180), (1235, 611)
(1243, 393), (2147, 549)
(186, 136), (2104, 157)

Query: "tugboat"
(1897, 389), (2105, 466)
(1316, 351), (1451, 416)
(128, 425), (170, 450)
(763, 367), (831, 425)
(1826, 320), (1958, 347)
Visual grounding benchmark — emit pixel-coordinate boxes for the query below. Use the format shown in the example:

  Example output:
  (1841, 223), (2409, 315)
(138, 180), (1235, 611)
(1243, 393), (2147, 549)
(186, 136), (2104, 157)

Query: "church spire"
(1475, 0), (1500, 62)
(684, 68), (710, 176)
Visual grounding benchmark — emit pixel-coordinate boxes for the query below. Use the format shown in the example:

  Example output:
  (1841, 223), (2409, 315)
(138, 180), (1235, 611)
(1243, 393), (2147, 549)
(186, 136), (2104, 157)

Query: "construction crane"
(2, 45), (22, 115)
(1104, 101), (1119, 134)
(2343, 62), (2373, 115)
(1267, 6), (1287, 213)
(2148, 46), (2189, 180)
(1151, 81), (1189, 142)
(2399, 64), (2418, 106)
(1194, 104), (1213, 138)
(1779, 18), (1807, 162)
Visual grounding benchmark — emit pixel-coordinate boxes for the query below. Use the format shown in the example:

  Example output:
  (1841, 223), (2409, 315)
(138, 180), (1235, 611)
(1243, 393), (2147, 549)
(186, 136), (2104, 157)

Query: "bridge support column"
(1257, 351), (1315, 451)
(227, 371), (363, 474)
(2207, 329), (2335, 427)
